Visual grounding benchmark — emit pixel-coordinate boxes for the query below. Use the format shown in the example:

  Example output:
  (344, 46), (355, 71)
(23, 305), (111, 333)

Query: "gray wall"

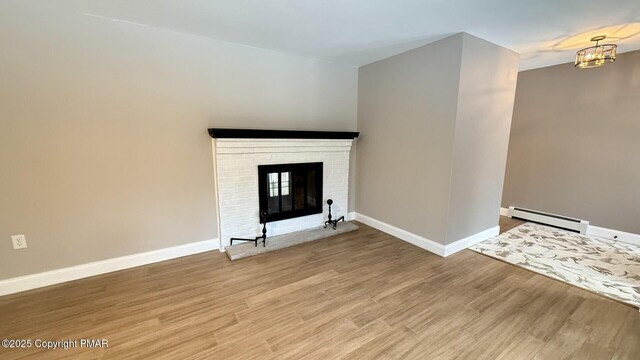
(357, 33), (519, 245)
(445, 34), (519, 243)
(502, 49), (640, 234)
(357, 34), (464, 242)
(0, 2), (357, 280)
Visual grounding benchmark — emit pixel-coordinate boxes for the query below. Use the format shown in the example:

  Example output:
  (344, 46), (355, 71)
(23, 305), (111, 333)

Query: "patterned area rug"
(470, 222), (640, 309)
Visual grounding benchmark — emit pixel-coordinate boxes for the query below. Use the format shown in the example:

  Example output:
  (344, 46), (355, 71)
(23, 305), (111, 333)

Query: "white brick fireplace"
(210, 130), (357, 250)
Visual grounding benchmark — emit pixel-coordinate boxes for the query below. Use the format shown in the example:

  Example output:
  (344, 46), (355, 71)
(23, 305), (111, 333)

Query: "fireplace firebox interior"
(258, 162), (323, 222)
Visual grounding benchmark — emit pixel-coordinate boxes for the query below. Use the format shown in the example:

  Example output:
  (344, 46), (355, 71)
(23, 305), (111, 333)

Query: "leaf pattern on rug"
(470, 222), (640, 308)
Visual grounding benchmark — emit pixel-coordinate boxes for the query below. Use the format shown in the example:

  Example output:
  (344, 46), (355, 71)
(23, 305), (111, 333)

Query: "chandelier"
(575, 35), (617, 69)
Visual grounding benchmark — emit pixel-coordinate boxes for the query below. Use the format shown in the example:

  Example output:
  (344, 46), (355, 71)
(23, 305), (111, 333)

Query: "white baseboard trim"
(442, 226), (500, 257)
(354, 213), (446, 256)
(354, 213), (499, 257)
(587, 226), (640, 246)
(0, 239), (220, 297)
(500, 207), (510, 217)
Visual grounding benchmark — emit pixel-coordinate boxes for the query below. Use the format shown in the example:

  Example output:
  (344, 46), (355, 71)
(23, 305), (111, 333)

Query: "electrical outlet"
(11, 235), (27, 249)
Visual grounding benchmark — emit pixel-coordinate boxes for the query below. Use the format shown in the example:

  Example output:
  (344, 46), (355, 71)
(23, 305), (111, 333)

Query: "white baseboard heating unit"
(507, 206), (589, 235)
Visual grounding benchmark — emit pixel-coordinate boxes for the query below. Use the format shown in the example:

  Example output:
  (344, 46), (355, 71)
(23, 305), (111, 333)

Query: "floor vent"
(507, 206), (589, 234)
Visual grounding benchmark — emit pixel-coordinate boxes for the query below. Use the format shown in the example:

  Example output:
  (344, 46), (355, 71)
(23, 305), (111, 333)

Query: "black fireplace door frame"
(258, 162), (323, 223)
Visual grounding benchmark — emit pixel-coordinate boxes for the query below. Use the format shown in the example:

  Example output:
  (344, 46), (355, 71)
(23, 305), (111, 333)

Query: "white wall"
(356, 34), (463, 242)
(0, 1), (358, 280)
(357, 33), (519, 248)
(502, 49), (640, 234)
(445, 34), (519, 243)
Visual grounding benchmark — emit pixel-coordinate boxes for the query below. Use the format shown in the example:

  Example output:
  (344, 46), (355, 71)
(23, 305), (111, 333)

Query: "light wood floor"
(499, 215), (526, 233)
(1, 219), (638, 359)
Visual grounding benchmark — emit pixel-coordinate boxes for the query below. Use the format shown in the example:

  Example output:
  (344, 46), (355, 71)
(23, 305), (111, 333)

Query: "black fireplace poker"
(324, 199), (344, 230)
(230, 210), (269, 247)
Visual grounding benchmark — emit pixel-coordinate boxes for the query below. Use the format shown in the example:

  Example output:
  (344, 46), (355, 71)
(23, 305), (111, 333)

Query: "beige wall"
(357, 34), (464, 242)
(445, 34), (519, 243)
(0, 2), (357, 279)
(502, 49), (640, 234)
(357, 33), (518, 245)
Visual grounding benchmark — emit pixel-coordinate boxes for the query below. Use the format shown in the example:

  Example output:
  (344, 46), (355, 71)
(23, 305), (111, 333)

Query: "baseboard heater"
(507, 206), (589, 234)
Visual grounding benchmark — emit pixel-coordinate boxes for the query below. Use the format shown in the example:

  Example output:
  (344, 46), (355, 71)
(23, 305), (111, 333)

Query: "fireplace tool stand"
(230, 210), (269, 247)
(324, 199), (344, 230)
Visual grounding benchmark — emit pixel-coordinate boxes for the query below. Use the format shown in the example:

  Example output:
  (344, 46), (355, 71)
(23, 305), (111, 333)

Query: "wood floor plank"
(0, 219), (638, 359)
(527, 289), (586, 342)
(532, 319), (593, 359)
(296, 319), (391, 360)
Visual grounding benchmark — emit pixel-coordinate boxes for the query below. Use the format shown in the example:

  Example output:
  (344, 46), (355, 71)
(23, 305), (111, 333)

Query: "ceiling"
(69, 1), (640, 70)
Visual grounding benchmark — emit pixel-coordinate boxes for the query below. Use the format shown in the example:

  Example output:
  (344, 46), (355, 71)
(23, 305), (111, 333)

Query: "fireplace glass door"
(258, 162), (323, 222)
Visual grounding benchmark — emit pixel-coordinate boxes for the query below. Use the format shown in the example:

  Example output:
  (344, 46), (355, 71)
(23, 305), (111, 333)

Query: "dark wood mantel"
(208, 128), (359, 139)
